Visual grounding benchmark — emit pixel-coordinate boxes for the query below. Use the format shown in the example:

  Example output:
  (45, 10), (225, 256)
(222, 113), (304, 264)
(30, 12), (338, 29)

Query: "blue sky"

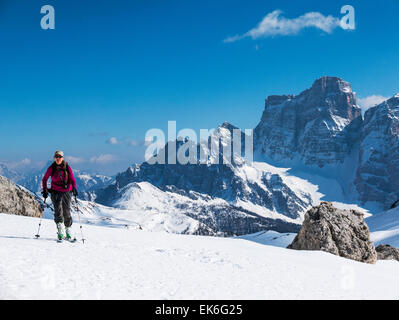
(0, 0), (398, 174)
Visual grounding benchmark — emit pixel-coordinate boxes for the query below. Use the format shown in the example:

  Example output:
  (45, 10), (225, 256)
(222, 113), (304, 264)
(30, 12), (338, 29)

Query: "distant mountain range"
(94, 124), (317, 235)
(0, 163), (23, 183)
(95, 124), (313, 221)
(92, 76), (399, 235)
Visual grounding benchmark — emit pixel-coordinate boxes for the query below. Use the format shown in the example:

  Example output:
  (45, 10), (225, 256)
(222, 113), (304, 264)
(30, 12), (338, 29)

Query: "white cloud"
(358, 95), (388, 113)
(90, 154), (118, 165)
(106, 137), (119, 145)
(127, 139), (150, 147)
(128, 139), (141, 147)
(65, 156), (85, 164)
(224, 10), (340, 42)
(106, 136), (148, 147)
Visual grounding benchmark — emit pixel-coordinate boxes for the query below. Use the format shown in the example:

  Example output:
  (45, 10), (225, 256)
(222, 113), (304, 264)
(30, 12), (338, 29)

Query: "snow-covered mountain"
(112, 181), (301, 235)
(0, 163), (23, 182)
(96, 80), (395, 236)
(95, 79), (398, 234)
(253, 76), (399, 211)
(94, 123), (327, 235)
(73, 171), (113, 200)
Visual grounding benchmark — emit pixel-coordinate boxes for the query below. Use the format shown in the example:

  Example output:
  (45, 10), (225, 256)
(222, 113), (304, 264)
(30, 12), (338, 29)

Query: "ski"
(56, 237), (77, 243)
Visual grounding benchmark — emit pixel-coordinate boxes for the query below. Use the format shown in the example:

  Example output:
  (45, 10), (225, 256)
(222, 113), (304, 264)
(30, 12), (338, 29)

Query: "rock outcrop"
(0, 176), (42, 218)
(288, 202), (377, 264)
(375, 244), (399, 261)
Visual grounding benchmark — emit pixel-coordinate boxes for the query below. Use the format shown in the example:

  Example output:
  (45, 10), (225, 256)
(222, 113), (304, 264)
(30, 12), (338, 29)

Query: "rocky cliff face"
(288, 202), (377, 264)
(0, 176), (42, 218)
(254, 76), (362, 167)
(254, 77), (399, 210)
(354, 94), (399, 208)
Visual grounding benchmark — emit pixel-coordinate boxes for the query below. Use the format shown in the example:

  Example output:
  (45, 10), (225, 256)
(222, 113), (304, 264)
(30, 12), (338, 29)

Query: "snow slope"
(1, 213), (398, 300)
(42, 192), (199, 234)
(367, 207), (399, 247)
(237, 230), (296, 248)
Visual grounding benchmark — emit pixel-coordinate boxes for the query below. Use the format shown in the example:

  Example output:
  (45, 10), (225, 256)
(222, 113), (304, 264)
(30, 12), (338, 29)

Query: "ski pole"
(35, 198), (46, 239)
(74, 195), (86, 244)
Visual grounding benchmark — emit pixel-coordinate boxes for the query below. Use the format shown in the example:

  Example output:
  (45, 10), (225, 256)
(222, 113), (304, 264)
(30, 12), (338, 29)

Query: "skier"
(41, 151), (78, 241)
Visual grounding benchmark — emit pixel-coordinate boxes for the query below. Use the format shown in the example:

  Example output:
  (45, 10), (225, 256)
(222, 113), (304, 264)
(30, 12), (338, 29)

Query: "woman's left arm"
(68, 166), (78, 192)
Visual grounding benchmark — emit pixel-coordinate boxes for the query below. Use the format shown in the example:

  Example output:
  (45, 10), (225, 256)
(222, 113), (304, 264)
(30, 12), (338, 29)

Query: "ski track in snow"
(1, 213), (399, 300)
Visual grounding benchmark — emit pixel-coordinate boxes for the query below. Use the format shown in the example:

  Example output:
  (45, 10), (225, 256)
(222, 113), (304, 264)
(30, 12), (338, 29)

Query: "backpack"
(51, 161), (70, 189)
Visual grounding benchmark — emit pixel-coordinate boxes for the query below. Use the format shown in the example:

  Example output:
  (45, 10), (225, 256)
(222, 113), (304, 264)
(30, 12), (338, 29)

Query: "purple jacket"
(42, 162), (77, 193)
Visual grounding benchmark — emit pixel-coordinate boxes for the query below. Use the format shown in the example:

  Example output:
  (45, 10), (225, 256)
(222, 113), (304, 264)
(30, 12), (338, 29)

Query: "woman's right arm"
(42, 167), (52, 191)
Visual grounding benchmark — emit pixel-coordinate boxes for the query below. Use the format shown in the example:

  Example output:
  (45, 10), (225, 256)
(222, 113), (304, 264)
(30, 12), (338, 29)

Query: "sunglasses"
(54, 155), (63, 159)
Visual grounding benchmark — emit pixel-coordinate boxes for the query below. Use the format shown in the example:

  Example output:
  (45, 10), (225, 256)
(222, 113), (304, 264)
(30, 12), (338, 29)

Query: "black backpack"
(51, 161), (70, 189)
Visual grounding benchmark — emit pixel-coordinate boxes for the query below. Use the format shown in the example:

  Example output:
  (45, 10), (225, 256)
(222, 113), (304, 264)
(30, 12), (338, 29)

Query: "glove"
(72, 188), (78, 197)
(41, 190), (48, 199)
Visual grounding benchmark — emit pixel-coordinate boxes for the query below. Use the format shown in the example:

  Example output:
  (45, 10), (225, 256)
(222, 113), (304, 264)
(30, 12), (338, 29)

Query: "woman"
(42, 150), (78, 241)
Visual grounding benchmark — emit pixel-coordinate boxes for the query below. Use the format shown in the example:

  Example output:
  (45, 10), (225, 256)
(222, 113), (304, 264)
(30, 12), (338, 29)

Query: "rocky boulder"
(288, 202), (377, 264)
(376, 244), (399, 261)
(0, 176), (42, 218)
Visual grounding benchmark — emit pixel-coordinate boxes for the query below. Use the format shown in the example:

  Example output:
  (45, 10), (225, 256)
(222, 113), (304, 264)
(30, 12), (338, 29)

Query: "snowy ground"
(1, 213), (399, 300)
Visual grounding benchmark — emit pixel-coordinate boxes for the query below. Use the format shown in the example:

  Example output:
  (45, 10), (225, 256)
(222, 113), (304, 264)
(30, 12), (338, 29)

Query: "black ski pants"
(51, 190), (73, 227)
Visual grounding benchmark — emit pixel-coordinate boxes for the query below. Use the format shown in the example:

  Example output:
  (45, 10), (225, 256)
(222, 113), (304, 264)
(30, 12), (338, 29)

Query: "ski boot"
(65, 227), (77, 242)
(56, 223), (65, 242)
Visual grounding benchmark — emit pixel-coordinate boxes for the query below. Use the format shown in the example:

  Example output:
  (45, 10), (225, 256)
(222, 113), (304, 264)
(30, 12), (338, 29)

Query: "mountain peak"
(218, 122), (238, 131)
(384, 93), (399, 107)
(255, 76), (361, 167)
(313, 75), (345, 83)
(311, 76), (352, 94)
